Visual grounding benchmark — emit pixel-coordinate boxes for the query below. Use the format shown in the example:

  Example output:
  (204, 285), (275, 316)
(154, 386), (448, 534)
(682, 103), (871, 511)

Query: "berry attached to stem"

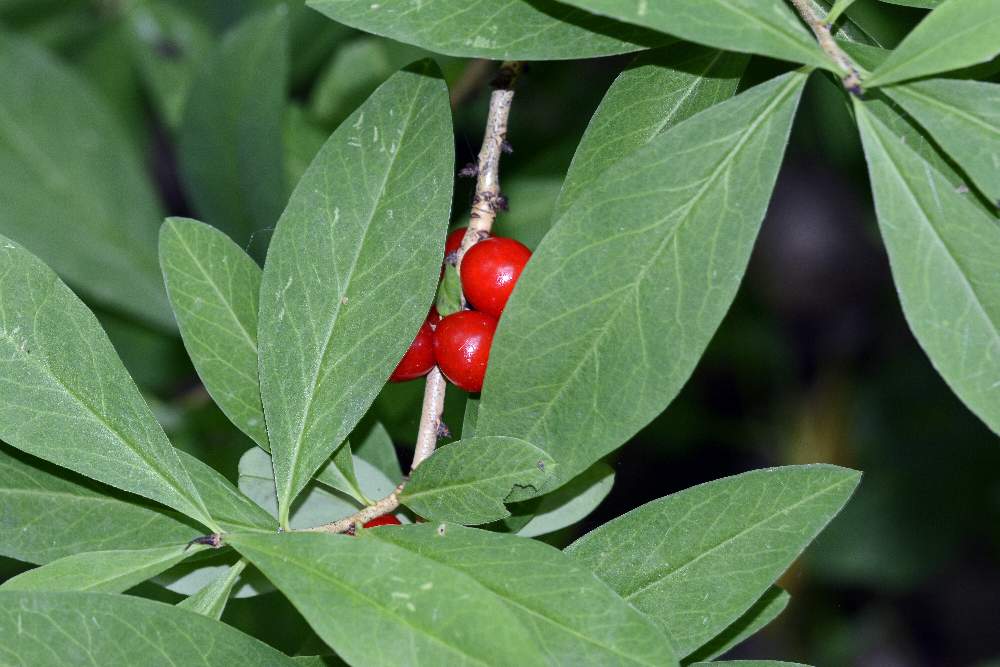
(389, 320), (435, 382)
(362, 514), (402, 528)
(460, 237), (531, 319)
(433, 310), (497, 393)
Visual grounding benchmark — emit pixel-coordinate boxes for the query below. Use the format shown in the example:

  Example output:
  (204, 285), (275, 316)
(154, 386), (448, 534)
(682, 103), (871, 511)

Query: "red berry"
(363, 514), (402, 528)
(460, 237), (531, 319)
(433, 310), (497, 393)
(427, 305), (442, 327)
(389, 320), (435, 382)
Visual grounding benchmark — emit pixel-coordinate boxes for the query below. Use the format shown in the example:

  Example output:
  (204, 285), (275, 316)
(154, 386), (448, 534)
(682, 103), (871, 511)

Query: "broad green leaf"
(400, 437), (556, 525)
(178, 7), (289, 246)
(352, 419), (403, 484)
(0, 591), (296, 665)
(0, 445), (197, 564)
(178, 559), (247, 619)
(316, 442), (369, 504)
(435, 264), (463, 317)
(306, 0), (667, 60)
(0, 236), (215, 530)
(0, 30), (171, 328)
(883, 79), (1000, 206)
(477, 72), (808, 492)
(1, 544), (197, 594)
(177, 450), (276, 533)
(517, 462), (614, 538)
(556, 44), (748, 218)
(258, 61), (453, 528)
(369, 524), (678, 666)
(159, 217), (268, 450)
(685, 587), (790, 663)
(855, 100), (1000, 436)
(867, 0), (1000, 86)
(555, 0), (825, 67)
(566, 465), (860, 657)
(125, 0), (213, 127)
(229, 531), (548, 666)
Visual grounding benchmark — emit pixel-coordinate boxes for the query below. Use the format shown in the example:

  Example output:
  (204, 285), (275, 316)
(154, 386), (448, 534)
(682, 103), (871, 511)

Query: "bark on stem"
(304, 61), (522, 534)
(788, 0), (863, 96)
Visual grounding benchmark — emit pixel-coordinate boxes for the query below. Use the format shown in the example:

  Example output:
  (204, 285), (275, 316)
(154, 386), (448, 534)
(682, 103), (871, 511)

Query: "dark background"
(1, 1), (998, 665)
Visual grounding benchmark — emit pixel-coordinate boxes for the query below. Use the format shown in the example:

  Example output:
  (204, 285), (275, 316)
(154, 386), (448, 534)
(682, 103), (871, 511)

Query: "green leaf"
(178, 7), (289, 246)
(306, 0), (668, 60)
(153, 551), (273, 599)
(517, 462), (614, 538)
(684, 587), (790, 663)
(0, 445), (198, 564)
(491, 176), (562, 251)
(690, 662), (810, 667)
(0, 29), (171, 329)
(0, 591), (296, 665)
(882, 79), (1000, 206)
(477, 72), (808, 492)
(0, 236), (215, 530)
(855, 100), (1000, 436)
(461, 396), (479, 439)
(435, 264), (463, 317)
(159, 217), (268, 450)
(1, 544), (197, 594)
(566, 465), (860, 658)
(352, 419), (403, 484)
(316, 442), (369, 504)
(866, 0), (1000, 86)
(125, 0), (213, 128)
(878, 0), (942, 6)
(257, 60), (453, 528)
(400, 437), (556, 525)
(177, 450), (277, 533)
(556, 44), (748, 218)
(284, 104), (328, 189)
(177, 559), (247, 619)
(555, 0), (825, 67)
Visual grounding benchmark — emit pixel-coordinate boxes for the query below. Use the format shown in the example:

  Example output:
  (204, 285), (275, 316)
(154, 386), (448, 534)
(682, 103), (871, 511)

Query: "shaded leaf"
(477, 72), (808, 492)
(307, 0), (668, 60)
(257, 60), (453, 527)
(566, 465), (859, 657)
(855, 100), (1000, 436)
(867, 0), (1000, 86)
(177, 450), (276, 533)
(690, 662), (810, 667)
(160, 217), (268, 449)
(0, 29), (171, 328)
(400, 437), (556, 525)
(0, 590), (296, 665)
(1, 544), (197, 594)
(178, 7), (289, 245)
(316, 442), (369, 504)
(177, 559), (247, 619)
(492, 176), (562, 250)
(684, 587), (790, 663)
(352, 419), (403, 484)
(517, 461), (614, 538)
(556, 43), (748, 218)
(0, 235), (214, 529)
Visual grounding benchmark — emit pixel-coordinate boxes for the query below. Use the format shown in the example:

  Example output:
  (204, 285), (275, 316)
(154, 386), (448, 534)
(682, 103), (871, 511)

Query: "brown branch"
(788, 0), (863, 96)
(305, 61), (523, 534)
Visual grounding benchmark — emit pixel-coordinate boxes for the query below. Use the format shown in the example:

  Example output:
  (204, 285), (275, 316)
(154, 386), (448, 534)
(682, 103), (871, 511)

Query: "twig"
(305, 61), (523, 534)
(788, 0), (863, 96)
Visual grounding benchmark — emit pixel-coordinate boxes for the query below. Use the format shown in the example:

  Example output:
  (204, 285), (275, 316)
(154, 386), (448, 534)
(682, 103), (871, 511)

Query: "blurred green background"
(0, 0), (998, 664)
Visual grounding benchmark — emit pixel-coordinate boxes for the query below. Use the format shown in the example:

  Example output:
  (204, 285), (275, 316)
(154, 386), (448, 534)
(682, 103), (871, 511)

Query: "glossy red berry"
(389, 320), (435, 382)
(460, 237), (531, 319)
(433, 310), (497, 393)
(363, 514), (402, 528)
(427, 305), (442, 327)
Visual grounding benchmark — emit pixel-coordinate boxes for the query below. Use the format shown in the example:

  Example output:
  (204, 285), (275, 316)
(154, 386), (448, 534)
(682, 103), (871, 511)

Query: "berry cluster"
(389, 227), (531, 393)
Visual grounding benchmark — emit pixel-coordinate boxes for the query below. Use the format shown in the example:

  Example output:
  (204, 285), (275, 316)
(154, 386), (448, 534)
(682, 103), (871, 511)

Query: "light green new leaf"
(556, 44), (748, 218)
(685, 587), (790, 663)
(883, 79), (1000, 206)
(306, 0), (667, 60)
(178, 8), (289, 246)
(855, 101), (1000, 436)
(0, 30), (171, 329)
(160, 218), (269, 450)
(258, 61), (453, 528)
(1, 544), (197, 594)
(435, 264), (463, 317)
(477, 72), (808, 492)
(0, 236), (215, 530)
(555, 0), (825, 67)
(518, 461), (614, 538)
(867, 0), (1000, 86)
(229, 531), (548, 667)
(0, 446), (198, 564)
(566, 465), (859, 658)
(177, 450), (276, 533)
(177, 559), (247, 619)
(369, 524), (678, 666)
(126, 0), (213, 128)
(0, 591), (296, 665)
(400, 437), (556, 525)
